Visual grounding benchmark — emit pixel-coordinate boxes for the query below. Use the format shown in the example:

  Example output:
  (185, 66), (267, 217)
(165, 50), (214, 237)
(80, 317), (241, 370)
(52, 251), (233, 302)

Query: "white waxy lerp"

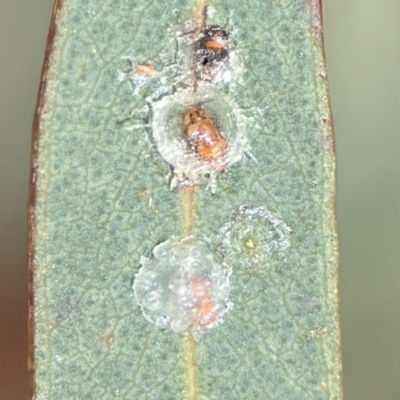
(133, 239), (232, 334)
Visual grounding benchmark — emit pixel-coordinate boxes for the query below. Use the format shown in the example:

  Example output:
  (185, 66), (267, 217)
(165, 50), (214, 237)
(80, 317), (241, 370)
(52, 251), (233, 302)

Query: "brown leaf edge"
(308, 0), (343, 397)
(28, 0), (63, 398)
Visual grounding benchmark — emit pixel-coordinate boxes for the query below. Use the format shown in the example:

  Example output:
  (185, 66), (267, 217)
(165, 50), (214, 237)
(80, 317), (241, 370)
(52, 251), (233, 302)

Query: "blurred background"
(1, 0), (399, 399)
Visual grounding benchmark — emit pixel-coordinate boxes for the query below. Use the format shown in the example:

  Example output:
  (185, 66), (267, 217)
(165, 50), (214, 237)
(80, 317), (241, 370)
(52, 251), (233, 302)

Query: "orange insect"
(136, 63), (157, 77)
(204, 39), (226, 51)
(184, 107), (227, 163)
(190, 278), (218, 328)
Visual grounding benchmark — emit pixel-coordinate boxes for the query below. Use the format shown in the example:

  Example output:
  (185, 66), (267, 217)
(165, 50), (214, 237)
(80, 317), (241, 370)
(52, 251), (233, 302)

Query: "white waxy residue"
(133, 239), (232, 334)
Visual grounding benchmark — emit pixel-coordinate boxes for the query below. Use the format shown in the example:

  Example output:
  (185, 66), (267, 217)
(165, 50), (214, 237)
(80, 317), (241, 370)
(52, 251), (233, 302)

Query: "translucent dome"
(133, 239), (232, 333)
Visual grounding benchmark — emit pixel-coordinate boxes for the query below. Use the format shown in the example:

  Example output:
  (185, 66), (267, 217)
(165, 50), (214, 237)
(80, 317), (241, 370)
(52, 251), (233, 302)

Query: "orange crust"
(204, 39), (226, 50)
(136, 63), (157, 77)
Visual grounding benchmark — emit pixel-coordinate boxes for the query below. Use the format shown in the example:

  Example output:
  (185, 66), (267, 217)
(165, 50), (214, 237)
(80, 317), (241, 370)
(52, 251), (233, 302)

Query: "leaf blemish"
(219, 205), (291, 268)
(193, 26), (233, 84)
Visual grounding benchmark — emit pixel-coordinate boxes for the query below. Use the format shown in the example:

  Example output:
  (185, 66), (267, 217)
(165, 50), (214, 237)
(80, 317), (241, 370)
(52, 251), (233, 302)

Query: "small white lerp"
(133, 239), (232, 333)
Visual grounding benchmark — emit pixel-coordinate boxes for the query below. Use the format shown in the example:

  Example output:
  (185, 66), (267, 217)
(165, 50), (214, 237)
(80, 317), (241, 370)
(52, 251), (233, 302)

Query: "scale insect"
(149, 86), (250, 193)
(184, 106), (227, 164)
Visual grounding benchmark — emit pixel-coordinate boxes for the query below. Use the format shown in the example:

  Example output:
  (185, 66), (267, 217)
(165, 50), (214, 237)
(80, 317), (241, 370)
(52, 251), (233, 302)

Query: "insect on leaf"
(30, 0), (342, 399)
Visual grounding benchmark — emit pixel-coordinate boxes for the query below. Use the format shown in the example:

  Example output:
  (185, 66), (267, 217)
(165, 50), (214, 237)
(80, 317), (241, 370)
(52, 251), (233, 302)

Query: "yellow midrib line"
(181, 186), (198, 399)
(184, 333), (198, 400)
(193, 0), (208, 31)
(182, 2), (209, 396)
(182, 186), (196, 238)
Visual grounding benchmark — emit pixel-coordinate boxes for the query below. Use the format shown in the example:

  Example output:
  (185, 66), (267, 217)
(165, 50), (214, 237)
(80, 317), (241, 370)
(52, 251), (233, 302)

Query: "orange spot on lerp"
(136, 64), (156, 77)
(190, 278), (218, 328)
(204, 39), (226, 50)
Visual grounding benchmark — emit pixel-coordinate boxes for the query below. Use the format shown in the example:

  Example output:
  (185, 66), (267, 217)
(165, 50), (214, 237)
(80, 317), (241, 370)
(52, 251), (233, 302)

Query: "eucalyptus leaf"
(30, 0), (342, 399)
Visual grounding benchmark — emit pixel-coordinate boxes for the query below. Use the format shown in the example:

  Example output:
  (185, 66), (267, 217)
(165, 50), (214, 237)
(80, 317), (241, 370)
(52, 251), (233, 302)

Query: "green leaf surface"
(30, 0), (342, 398)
